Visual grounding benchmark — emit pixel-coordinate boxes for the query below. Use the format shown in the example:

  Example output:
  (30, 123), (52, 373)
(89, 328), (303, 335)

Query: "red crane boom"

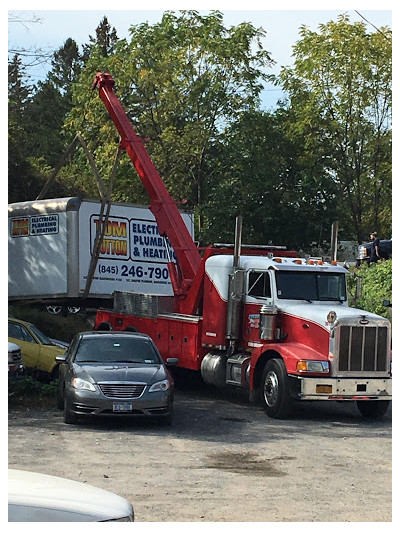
(92, 72), (202, 298)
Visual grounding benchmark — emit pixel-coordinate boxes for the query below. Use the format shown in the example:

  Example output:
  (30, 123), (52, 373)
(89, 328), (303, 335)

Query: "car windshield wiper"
(76, 359), (98, 363)
(112, 359), (146, 364)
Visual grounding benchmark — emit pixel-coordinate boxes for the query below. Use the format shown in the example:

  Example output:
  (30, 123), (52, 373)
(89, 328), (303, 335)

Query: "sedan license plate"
(113, 402), (133, 412)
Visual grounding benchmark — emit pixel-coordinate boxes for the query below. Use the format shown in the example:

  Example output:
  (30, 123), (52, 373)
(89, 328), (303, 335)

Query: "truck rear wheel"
(261, 358), (291, 419)
(356, 400), (390, 419)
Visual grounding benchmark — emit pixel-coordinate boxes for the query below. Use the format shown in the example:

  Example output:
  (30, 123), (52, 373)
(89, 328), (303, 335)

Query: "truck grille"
(338, 325), (388, 372)
(98, 383), (146, 399)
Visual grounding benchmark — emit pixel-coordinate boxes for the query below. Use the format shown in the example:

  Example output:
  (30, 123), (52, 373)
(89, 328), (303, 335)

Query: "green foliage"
(8, 305), (91, 343)
(201, 108), (339, 247)
(8, 12), (392, 253)
(348, 260), (392, 319)
(65, 10), (273, 215)
(279, 15), (392, 242)
(8, 377), (58, 408)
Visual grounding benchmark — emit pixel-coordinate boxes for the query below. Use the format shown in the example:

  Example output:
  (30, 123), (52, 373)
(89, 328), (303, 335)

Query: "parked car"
(357, 238), (392, 266)
(57, 331), (176, 425)
(8, 469), (134, 522)
(49, 337), (70, 349)
(8, 342), (24, 380)
(8, 317), (66, 381)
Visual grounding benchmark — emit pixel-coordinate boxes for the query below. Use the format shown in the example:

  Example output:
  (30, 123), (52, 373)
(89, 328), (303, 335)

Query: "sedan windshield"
(74, 337), (162, 364)
(275, 271), (346, 302)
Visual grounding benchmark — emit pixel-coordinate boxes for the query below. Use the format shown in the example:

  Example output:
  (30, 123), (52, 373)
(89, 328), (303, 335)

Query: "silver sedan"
(57, 331), (176, 425)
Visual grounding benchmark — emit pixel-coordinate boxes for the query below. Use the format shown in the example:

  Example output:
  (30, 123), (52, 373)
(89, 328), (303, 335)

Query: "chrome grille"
(337, 325), (388, 373)
(98, 382), (146, 399)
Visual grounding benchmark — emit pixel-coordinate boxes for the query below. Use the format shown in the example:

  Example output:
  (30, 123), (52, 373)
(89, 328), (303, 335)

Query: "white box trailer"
(8, 197), (194, 306)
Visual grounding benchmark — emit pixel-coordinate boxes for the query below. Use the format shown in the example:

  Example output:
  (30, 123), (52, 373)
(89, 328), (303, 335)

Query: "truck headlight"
(149, 379), (170, 392)
(297, 360), (330, 373)
(71, 378), (96, 391)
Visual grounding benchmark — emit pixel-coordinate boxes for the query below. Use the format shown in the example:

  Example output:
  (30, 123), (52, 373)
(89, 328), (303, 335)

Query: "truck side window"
(248, 271), (271, 298)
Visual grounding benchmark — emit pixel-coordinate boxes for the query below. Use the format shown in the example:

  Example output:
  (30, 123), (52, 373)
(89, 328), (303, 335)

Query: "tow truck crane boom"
(92, 72), (202, 298)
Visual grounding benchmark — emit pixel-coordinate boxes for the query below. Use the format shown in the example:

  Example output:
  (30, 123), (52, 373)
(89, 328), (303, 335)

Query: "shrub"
(8, 305), (91, 343)
(348, 260), (392, 319)
(8, 376), (58, 408)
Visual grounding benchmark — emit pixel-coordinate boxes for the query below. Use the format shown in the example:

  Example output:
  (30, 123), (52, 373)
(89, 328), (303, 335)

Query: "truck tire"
(261, 358), (292, 419)
(356, 400), (390, 419)
(96, 321), (112, 331)
(124, 326), (138, 332)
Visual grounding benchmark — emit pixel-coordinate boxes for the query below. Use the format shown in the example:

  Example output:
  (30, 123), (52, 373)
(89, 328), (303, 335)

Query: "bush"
(348, 260), (392, 319)
(8, 376), (58, 408)
(8, 305), (91, 343)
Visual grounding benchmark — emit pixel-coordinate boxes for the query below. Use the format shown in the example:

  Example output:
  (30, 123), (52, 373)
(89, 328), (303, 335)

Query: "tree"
(48, 38), (83, 99)
(25, 39), (83, 168)
(82, 16), (119, 59)
(201, 109), (339, 248)
(8, 54), (38, 202)
(65, 10), (273, 222)
(279, 15), (392, 242)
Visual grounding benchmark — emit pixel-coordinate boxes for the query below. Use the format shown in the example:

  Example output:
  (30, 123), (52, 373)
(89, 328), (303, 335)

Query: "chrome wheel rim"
(264, 370), (279, 407)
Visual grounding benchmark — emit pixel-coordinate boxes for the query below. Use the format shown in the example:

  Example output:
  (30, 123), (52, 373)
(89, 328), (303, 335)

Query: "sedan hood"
(73, 363), (167, 384)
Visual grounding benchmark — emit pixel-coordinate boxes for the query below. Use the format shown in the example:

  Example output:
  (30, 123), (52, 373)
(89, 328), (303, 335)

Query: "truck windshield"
(275, 271), (346, 302)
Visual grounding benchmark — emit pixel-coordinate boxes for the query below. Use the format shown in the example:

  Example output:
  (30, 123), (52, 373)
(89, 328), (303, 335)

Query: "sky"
(7, 3), (393, 110)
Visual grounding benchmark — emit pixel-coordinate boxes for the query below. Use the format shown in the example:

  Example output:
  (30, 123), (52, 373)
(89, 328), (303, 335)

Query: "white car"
(8, 342), (24, 380)
(8, 469), (134, 522)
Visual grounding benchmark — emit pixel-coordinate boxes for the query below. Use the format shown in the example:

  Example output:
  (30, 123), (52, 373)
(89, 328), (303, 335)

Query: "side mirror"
(55, 354), (67, 363)
(383, 300), (392, 308)
(166, 358), (178, 366)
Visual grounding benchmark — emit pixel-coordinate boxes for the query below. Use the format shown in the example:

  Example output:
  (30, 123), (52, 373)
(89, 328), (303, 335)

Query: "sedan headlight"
(149, 379), (170, 392)
(71, 377), (96, 391)
(296, 360), (330, 373)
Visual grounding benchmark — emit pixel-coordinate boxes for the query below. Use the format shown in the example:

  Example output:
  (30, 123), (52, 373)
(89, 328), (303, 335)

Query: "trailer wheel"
(261, 358), (291, 419)
(356, 400), (390, 419)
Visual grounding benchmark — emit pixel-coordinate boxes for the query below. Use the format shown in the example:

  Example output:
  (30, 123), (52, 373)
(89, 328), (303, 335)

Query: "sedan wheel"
(63, 396), (79, 425)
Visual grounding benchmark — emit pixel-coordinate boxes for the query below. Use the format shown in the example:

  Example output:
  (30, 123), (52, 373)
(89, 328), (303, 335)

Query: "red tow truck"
(92, 73), (392, 419)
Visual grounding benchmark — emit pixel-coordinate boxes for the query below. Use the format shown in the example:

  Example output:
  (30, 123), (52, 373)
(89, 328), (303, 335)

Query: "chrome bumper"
(295, 376), (392, 401)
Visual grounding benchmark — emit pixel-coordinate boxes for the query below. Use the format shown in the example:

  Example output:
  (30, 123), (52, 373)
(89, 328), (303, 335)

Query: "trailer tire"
(261, 358), (291, 419)
(356, 400), (390, 419)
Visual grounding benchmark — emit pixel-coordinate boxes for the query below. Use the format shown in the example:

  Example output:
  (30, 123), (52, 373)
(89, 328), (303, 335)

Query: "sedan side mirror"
(55, 354), (67, 363)
(383, 300), (392, 308)
(166, 358), (178, 366)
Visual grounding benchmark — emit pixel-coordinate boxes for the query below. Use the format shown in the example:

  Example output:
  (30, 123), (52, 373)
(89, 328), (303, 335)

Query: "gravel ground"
(8, 381), (392, 523)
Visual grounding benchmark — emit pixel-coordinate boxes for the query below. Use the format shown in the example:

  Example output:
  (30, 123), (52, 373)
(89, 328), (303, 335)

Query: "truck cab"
(201, 254), (392, 418)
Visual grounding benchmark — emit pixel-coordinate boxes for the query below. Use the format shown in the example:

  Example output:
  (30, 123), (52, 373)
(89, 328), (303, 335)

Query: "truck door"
(243, 270), (274, 343)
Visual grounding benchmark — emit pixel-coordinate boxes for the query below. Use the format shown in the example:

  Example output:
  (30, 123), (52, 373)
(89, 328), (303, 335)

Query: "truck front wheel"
(261, 358), (291, 419)
(356, 400), (390, 419)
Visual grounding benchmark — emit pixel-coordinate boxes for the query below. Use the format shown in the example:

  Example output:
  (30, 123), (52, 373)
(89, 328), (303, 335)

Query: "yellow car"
(8, 317), (66, 381)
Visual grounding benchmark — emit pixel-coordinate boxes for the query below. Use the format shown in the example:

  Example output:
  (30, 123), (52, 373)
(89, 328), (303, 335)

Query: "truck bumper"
(292, 376), (392, 401)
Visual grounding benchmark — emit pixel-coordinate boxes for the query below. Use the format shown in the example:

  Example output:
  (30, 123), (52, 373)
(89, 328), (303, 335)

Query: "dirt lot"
(8, 381), (391, 522)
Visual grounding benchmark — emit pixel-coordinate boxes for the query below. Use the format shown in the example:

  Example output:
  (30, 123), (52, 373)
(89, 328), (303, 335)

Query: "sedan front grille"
(98, 382), (146, 399)
(337, 325), (388, 373)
